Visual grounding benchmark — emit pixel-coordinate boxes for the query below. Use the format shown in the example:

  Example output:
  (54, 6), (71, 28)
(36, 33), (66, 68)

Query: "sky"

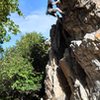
(3, 0), (57, 49)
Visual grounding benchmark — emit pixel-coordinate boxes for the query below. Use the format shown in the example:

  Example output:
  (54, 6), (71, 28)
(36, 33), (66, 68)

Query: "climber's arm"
(52, 0), (60, 5)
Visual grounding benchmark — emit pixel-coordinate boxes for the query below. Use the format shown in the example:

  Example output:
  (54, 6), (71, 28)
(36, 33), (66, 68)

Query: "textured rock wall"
(45, 50), (69, 100)
(61, 0), (100, 39)
(45, 0), (100, 100)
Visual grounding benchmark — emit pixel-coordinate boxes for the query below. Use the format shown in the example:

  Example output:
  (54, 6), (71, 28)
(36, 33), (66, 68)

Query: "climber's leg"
(47, 8), (57, 17)
(55, 7), (64, 14)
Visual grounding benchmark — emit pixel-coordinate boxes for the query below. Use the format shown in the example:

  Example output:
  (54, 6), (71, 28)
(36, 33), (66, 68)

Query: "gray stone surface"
(45, 0), (100, 99)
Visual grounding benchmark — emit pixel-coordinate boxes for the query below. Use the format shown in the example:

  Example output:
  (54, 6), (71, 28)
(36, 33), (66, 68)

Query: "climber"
(46, 0), (64, 17)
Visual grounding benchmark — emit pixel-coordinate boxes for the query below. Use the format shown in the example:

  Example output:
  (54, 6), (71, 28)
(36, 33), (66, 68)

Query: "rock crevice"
(45, 0), (100, 100)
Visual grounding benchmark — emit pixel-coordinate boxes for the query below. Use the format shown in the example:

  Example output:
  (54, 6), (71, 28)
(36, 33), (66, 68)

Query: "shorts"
(48, 8), (56, 13)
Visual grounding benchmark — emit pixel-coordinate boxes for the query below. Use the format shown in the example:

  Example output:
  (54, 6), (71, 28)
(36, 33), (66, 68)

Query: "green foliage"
(16, 32), (48, 72)
(0, 0), (22, 44)
(0, 32), (48, 99)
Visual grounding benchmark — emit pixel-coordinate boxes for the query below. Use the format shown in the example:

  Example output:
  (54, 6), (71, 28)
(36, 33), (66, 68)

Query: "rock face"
(45, 0), (100, 100)
(44, 50), (68, 100)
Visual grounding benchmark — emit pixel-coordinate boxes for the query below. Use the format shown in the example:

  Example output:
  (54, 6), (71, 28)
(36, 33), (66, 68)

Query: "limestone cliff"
(45, 0), (100, 100)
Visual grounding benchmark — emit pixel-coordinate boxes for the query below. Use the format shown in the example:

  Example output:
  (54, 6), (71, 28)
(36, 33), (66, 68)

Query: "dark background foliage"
(0, 32), (49, 100)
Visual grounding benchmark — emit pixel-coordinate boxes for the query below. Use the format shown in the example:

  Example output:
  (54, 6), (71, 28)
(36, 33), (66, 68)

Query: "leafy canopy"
(0, 32), (49, 99)
(0, 0), (22, 44)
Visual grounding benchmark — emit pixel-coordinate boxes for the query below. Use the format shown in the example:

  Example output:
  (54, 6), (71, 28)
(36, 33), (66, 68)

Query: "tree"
(0, 32), (49, 99)
(0, 0), (22, 44)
